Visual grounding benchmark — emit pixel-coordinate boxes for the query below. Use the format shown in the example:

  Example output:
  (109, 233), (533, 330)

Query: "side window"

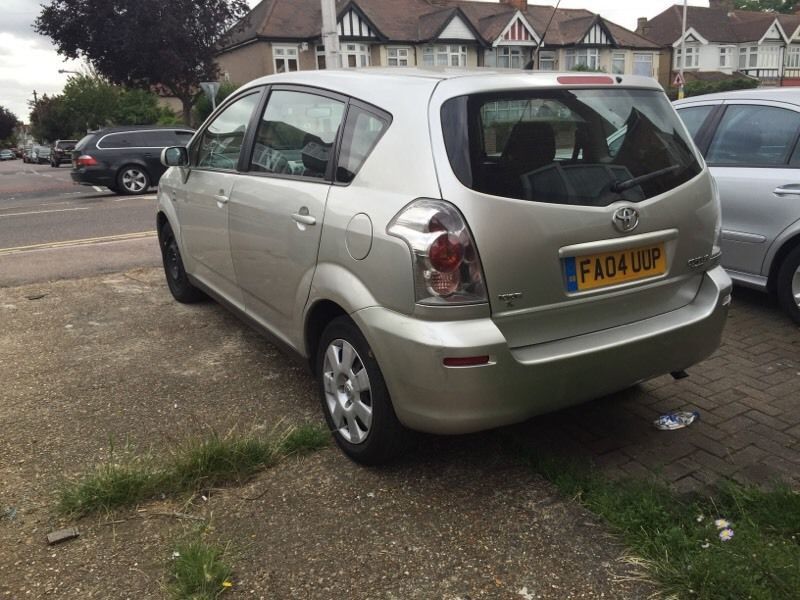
(336, 106), (389, 183)
(707, 105), (800, 166)
(174, 130), (194, 146)
(98, 133), (131, 149)
(250, 90), (345, 179)
(195, 93), (260, 170)
(126, 131), (161, 147)
(676, 105), (715, 141)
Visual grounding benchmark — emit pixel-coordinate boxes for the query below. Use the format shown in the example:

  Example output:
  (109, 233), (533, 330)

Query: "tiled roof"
(640, 5), (800, 46)
(221, 0), (658, 50)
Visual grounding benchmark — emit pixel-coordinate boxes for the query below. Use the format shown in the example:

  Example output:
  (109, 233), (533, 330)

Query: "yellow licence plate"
(564, 243), (666, 292)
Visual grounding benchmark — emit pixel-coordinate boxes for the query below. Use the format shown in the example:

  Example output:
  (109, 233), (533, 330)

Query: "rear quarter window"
(336, 105), (391, 183)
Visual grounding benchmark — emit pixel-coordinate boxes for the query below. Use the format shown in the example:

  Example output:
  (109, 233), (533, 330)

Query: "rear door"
(228, 86), (346, 348)
(701, 101), (800, 278)
(432, 81), (717, 348)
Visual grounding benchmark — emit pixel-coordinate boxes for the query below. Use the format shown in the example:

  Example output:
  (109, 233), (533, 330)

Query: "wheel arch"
(767, 231), (800, 293)
(304, 300), (350, 374)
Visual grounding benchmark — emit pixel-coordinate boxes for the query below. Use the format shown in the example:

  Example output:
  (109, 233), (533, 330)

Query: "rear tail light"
(388, 199), (487, 305)
(76, 155), (98, 167)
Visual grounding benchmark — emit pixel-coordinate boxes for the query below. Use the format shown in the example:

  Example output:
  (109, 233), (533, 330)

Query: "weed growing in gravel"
(169, 535), (233, 600)
(514, 445), (800, 600)
(58, 423), (328, 516)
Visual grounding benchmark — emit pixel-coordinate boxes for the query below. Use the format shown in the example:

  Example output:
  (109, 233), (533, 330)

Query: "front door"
(177, 91), (262, 305)
(229, 87), (346, 349)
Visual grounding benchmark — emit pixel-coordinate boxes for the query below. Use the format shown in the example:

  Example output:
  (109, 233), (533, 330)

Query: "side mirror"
(161, 146), (189, 168)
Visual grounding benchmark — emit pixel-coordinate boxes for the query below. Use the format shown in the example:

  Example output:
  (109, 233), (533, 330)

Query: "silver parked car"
(157, 70), (731, 464)
(675, 88), (800, 324)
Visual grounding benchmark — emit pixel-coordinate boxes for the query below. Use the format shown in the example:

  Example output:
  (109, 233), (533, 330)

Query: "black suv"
(50, 139), (77, 167)
(71, 126), (194, 195)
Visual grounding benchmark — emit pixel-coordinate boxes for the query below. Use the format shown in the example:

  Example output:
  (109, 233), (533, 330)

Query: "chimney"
(636, 17), (650, 36)
(500, 0), (528, 11)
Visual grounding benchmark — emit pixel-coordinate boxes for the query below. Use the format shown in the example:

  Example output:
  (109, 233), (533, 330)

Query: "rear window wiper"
(611, 164), (681, 193)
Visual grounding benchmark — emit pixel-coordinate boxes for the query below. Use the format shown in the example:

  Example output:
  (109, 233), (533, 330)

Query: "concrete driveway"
(1, 263), (797, 598)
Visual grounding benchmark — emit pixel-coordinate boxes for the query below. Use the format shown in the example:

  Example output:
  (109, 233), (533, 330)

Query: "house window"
(565, 48), (599, 70)
(633, 53), (653, 77)
(273, 45), (299, 73)
(719, 47), (734, 68)
(674, 46), (698, 69)
(316, 45), (326, 69)
(612, 52), (625, 74)
(387, 47), (411, 67)
(422, 45), (468, 67)
(497, 47), (525, 69)
(787, 46), (800, 68)
(739, 46), (758, 69)
(538, 50), (556, 71)
(342, 43), (370, 68)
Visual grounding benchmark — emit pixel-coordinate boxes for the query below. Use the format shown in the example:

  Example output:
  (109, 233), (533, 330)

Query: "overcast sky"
(0, 0), (710, 124)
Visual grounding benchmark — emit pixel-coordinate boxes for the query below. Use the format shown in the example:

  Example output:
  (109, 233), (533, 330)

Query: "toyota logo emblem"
(612, 207), (640, 233)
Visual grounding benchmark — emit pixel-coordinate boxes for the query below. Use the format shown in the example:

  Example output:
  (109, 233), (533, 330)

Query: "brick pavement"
(511, 287), (800, 493)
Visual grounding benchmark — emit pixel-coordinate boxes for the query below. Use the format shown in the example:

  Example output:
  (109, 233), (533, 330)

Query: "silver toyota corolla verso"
(157, 69), (732, 464)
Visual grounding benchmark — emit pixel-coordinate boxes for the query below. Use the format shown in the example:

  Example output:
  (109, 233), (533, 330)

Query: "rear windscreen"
(441, 89), (702, 206)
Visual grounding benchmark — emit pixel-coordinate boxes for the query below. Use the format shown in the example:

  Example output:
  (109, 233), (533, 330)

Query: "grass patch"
(169, 536), (233, 600)
(513, 443), (800, 599)
(59, 423), (328, 517)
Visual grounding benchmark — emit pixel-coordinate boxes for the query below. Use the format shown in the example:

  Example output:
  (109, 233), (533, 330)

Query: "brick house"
(637, 0), (800, 88)
(216, 0), (660, 84)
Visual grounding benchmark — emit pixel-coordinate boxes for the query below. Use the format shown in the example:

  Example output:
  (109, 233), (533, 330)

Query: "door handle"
(291, 212), (317, 226)
(773, 186), (800, 196)
(214, 194), (229, 205)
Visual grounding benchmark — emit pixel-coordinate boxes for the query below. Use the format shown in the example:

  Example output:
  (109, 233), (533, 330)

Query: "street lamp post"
(58, 69), (80, 75)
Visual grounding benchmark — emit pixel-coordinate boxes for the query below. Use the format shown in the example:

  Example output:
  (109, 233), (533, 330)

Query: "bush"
(193, 82), (240, 125)
(669, 77), (759, 100)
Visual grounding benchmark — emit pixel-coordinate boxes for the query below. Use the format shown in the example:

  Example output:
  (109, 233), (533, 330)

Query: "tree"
(0, 106), (20, 142)
(36, 0), (249, 125)
(61, 75), (119, 132)
(733, 0), (800, 13)
(29, 95), (75, 142)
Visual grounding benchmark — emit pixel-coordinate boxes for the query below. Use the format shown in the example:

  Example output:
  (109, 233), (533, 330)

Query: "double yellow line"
(0, 231), (157, 257)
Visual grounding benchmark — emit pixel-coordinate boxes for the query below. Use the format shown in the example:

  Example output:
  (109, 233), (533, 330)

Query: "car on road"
(31, 145), (52, 164)
(0, 149), (15, 161)
(157, 70), (731, 464)
(50, 139), (77, 167)
(675, 88), (800, 324)
(71, 126), (194, 195)
(22, 145), (33, 163)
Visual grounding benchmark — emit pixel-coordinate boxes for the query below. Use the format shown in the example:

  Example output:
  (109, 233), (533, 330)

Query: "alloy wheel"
(121, 168), (147, 193)
(322, 339), (373, 444)
(792, 265), (800, 309)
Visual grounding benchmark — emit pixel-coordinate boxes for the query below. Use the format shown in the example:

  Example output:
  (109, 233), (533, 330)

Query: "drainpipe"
(321, 0), (341, 69)
(679, 0), (687, 99)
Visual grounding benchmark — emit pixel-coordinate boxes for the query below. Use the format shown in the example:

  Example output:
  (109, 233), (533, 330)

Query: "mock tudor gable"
(217, 0), (659, 82)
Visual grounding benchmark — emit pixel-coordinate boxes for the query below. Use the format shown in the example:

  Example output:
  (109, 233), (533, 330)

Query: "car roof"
(674, 86), (800, 106)
(87, 125), (195, 135)
(239, 68), (664, 113)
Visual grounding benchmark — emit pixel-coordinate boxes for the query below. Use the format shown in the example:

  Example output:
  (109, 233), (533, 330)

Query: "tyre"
(316, 317), (408, 465)
(158, 221), (204, 303)
(116, 165), (150, 195)
(776, 244), (800, 325)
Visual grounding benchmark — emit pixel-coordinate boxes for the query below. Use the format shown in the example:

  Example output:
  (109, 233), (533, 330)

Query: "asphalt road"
(0, 159), (161, 286)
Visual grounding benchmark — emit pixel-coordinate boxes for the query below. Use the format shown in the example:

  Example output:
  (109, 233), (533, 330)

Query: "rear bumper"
(71, 168), (114, 186)
(353, 266), (732, 435)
